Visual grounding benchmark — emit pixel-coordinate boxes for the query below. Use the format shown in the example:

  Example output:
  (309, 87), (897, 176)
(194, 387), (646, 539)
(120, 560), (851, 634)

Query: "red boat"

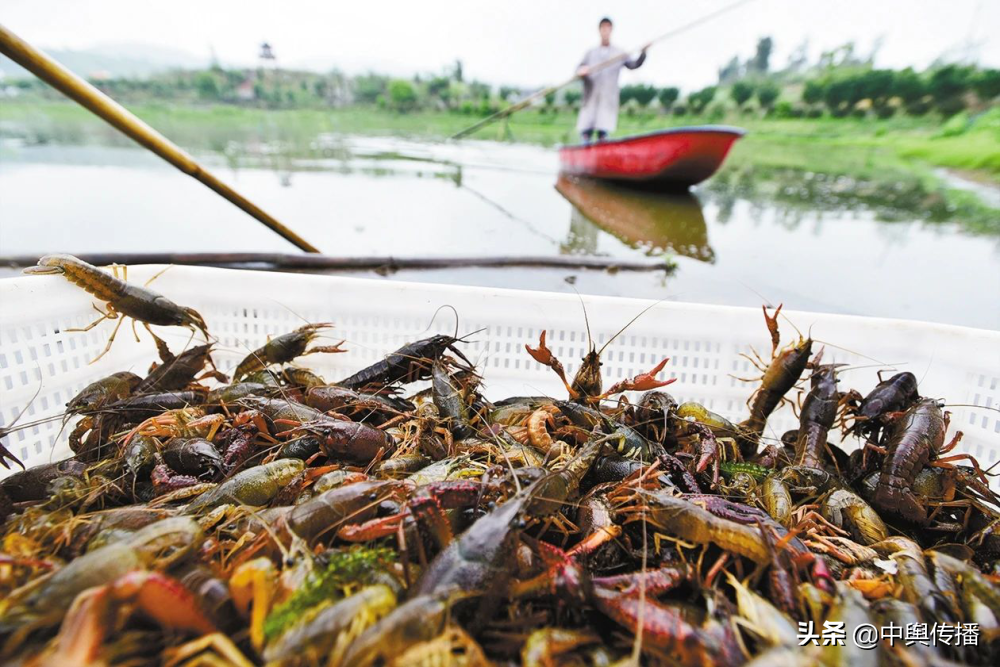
(558, 125), (745, 190)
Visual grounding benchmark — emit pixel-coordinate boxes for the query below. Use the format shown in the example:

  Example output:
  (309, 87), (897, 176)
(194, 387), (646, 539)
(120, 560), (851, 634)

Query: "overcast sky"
(2, 0), (996, 91)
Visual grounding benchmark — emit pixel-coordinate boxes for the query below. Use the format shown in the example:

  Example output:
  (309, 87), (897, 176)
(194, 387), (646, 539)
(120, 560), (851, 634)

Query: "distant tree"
(354, 73), (388, 104)
(499, 85), (521, 101)
(688, 86), (717, 114)
(621, 84), (657, 106)
(194, 72), (220, 100)
(802, 79), (825, 105)
(783, 40), (809, 74)
(313, 78), (328, 100)
(544, 90), (557, 106)
(747, 37), (773, 74)
(468, 81), (491, 100)
(731, 80), (755, 108)
(717, 56), (741, 84)
(387, 79), (418, 112)
(755, 81), (780, 110)
(891, 67), (926, 106)
(564, 89), (582, 106)
(817, 42), (862, 70)
(657, 86), (680, 109)
(427, 76), (451, 99)
(823, 77), (854, 114)
(927, 64), (974, 114)
(453, 60), (464, 82)
(973, 68), (1000, 101)
(860, 69), (895, 109)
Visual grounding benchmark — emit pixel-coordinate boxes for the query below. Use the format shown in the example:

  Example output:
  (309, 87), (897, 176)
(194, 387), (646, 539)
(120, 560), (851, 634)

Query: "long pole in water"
(0, 24), (321, 253)
(450, 0), (756, 140)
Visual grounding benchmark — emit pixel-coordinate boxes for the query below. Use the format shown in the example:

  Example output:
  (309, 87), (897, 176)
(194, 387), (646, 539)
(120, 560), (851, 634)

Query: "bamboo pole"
(450, 0), (756, 140)
(1, 253), (674, 273)
(0, 24), (321, 253)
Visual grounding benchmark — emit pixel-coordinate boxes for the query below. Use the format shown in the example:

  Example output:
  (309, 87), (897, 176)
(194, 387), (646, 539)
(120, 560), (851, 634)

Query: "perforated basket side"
(1, 267), (997, 480)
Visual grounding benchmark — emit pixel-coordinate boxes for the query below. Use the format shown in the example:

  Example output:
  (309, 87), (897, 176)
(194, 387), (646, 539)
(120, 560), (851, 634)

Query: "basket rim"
(4, 264), (996, 341)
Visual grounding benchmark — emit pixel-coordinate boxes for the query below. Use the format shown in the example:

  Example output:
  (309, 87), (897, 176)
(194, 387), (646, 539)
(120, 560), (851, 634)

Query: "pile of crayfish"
(0, 254), (998, 666)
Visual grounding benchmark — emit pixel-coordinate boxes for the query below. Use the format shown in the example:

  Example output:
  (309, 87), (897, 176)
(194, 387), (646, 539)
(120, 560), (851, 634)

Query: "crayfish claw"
(603, 358), (675, 396)
(526, 331), (578, 398)
(525, 331), (554, 365)
(763, 304), (782, 356)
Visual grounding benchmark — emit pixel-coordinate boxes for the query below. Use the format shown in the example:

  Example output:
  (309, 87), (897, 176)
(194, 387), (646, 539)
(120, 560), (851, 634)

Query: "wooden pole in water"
(450, 0), (756, 140)
(0, 23), (321, 253)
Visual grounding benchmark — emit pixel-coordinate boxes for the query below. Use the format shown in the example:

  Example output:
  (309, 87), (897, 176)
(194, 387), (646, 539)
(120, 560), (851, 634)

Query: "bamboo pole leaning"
(0, 24), (320, 253)
(0, 253), (675, 274)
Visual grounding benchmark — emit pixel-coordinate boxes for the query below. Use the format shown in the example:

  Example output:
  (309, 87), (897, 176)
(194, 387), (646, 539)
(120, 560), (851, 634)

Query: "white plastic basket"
(1, 266), (997, 481)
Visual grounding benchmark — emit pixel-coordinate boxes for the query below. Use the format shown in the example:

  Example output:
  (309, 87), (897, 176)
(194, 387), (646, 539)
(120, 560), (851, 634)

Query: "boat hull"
(558, 125), (745, 190)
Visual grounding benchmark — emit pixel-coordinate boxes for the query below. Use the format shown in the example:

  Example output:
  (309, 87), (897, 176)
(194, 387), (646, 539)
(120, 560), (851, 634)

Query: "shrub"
(687, 86), (717, 114)
(802, 79), (825, 105)
(194, 72), (220, 100)
(891, 68), (926, 105)
(771, 100), (794, 118)
(875, 105), (896, 119)
(354, 73), (388, 104)
(973, 69), (1000, 101)
(755, 81), (781, 110)
(859, 69), (895, 108)
(387, 79), (418, 112)
(731, 81), (755, 108)
(620, 84), (655, 106)
(905, 99), (933, 116)
(823, 78), (855, 113)
(657, 87), (680, 110)
(928, 64), (973, 114)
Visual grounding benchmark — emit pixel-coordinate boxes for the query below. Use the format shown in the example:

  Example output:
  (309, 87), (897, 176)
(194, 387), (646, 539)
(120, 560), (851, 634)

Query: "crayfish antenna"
(570, 287), (594, 354)
(597, 297), (669, 356)
(423, 304), (460, 338)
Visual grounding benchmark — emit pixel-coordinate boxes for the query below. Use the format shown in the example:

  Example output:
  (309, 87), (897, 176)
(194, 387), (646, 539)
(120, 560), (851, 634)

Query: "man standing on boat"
(576, 17), (649, 143)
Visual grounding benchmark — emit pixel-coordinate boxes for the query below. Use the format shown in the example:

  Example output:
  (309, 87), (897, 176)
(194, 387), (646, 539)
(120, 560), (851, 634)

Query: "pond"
(0, 114), (997, 330)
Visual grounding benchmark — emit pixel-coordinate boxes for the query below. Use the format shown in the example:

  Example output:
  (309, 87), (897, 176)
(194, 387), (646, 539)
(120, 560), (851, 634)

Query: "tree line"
(5, 46), (997, 121)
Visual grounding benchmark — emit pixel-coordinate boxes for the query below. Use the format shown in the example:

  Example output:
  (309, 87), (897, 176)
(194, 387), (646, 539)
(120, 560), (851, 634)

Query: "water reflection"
(555, 175), (713, 261)
(704, 166), (999, 237)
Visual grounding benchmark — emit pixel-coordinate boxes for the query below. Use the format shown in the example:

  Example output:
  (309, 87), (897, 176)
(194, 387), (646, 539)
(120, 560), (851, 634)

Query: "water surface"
(0, 123), (996, 329)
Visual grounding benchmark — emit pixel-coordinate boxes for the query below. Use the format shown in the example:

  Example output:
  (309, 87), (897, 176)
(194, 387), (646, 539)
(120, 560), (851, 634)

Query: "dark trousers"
(581, 129), (608, 144)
